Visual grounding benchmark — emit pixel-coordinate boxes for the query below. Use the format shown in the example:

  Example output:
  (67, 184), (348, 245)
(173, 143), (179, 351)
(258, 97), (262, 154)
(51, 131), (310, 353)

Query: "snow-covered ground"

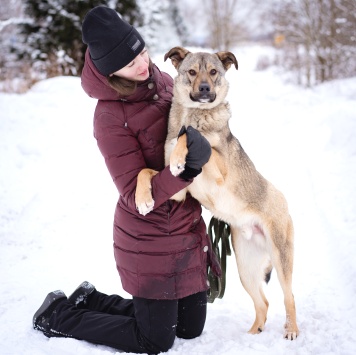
(1, 45), (355, 354)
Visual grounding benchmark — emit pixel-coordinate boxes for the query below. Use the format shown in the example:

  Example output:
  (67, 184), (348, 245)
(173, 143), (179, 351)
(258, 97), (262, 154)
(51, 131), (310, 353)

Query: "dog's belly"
(187, 173), (267, 242)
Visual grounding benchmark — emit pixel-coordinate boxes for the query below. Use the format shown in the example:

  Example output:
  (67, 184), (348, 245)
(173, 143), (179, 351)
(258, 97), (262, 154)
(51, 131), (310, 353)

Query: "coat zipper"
(167, 200), (171, 235)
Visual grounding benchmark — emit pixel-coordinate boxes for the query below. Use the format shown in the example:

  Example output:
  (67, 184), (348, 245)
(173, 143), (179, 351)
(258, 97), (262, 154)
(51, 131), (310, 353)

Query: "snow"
(1, 45), (356, 354)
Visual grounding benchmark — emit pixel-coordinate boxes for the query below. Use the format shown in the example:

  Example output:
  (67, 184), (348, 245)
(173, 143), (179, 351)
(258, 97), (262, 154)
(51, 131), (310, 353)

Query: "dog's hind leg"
(268, 218), (299, 340)
(231, 226), (271, 334)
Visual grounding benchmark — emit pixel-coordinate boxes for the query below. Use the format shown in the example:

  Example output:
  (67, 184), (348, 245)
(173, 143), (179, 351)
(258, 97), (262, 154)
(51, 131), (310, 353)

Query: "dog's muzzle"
(190, 82), (216, 103)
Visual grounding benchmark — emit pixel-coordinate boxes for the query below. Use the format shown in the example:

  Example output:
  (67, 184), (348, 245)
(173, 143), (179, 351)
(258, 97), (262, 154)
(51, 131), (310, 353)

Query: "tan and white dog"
(135, 47), (299, 340)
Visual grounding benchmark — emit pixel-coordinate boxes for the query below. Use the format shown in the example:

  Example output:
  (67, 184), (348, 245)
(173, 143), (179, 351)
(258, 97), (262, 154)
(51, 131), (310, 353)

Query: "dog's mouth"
(190, 92), (216, 103)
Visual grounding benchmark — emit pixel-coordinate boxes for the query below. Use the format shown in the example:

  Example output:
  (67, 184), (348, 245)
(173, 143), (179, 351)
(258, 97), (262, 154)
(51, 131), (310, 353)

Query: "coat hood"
(81, 49), (163, 102)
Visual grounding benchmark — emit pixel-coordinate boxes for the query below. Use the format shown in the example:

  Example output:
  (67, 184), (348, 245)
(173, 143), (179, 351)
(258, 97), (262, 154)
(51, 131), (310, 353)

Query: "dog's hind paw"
(284, 322), (299, 340)
(248, 324), (264, 335)
(284, 330), (298, 340)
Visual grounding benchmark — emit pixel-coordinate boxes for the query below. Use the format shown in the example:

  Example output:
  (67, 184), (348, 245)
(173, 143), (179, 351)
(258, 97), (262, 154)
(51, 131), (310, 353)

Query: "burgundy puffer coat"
(81, 50), (210, 300)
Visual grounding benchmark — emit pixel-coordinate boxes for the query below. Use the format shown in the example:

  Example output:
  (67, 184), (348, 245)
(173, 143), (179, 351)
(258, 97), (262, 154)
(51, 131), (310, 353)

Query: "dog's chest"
(185, 108), (226, 133)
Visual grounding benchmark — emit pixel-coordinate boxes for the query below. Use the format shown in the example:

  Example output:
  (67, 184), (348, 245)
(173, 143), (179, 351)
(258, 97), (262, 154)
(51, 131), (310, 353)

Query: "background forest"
(1, 0), (355, 92)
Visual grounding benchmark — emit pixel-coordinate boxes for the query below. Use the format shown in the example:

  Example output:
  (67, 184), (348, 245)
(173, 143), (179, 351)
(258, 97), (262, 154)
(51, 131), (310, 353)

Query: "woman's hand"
(178, 126), (212, 180)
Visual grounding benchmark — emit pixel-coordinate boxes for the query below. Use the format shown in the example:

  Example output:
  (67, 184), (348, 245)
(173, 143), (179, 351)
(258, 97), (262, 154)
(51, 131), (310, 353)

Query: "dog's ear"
(164, 47), (190, 69)
(216, 52), (238, 71)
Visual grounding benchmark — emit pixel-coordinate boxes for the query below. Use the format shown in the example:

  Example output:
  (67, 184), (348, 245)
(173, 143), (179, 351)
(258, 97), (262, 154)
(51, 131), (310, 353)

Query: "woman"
(33, 6), (220, 354)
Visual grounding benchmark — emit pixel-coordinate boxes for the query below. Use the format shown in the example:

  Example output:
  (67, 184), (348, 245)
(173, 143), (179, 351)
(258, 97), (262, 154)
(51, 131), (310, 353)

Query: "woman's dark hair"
(107, 58), (154, 96)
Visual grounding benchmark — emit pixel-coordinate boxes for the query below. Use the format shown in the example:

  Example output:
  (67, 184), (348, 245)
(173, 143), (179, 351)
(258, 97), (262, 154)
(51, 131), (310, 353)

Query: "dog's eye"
(188, 70), (196, 76)
(210, 69), (217, 75)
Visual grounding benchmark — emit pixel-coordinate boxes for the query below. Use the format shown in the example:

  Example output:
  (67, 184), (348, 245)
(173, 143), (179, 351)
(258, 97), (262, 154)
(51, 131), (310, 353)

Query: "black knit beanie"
(82, 6), (145, 76)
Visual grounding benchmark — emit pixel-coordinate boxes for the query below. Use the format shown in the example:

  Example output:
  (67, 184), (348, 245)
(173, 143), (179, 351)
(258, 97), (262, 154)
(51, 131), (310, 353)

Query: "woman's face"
(111, 49), (149, 81)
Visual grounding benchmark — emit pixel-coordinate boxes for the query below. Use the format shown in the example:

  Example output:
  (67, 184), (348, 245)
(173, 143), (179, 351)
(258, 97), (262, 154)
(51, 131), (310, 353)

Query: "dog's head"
(164, 46), (238, 108)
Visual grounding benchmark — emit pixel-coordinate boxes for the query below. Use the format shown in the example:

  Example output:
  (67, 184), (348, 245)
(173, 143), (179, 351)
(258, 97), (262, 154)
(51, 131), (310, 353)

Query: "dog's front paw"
(169, 152), (187, 176)
(170, 160), (185, 176)
(135, 191), (155, 216)
(169, 133), (188, 176)
(136, 198), (155, 216)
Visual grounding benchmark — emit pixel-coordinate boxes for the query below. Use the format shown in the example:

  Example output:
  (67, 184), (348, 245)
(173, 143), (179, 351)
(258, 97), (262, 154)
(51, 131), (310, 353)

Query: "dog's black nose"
(199, 82), (210, 92)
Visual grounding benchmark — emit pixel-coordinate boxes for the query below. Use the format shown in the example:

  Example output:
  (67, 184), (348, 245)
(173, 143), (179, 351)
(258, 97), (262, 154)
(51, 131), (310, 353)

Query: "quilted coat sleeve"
(94, 110), (191, 213)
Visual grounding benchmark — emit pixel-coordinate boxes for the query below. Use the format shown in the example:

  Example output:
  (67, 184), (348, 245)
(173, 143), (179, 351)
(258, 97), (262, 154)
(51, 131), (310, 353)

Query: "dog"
(135, 47), (299, 340)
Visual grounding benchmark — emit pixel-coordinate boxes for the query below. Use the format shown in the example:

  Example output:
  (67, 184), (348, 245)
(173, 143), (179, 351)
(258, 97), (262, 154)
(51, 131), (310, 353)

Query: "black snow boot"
(68, 281), (95, 306)
(33, 290), (67, 337)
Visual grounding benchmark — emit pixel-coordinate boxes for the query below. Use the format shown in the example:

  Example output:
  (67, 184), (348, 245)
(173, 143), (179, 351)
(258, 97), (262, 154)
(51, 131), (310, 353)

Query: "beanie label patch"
(127, 35), (141, 53)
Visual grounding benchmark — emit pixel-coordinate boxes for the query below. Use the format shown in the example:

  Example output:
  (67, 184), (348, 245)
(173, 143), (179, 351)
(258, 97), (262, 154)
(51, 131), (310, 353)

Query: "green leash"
(207, 217), (232, 303)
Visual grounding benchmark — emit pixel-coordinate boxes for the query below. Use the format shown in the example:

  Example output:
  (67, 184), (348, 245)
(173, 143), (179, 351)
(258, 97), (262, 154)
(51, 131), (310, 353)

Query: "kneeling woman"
(33, 5), (220, 354)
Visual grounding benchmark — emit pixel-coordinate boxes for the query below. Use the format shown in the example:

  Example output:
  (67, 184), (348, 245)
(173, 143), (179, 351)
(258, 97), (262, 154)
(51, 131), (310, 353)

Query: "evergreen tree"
(19, 0), (140, 78)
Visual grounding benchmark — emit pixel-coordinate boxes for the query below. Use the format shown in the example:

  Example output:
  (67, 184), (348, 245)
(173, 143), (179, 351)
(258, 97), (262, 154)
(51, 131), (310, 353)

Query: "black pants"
(50, 290), (207, 354)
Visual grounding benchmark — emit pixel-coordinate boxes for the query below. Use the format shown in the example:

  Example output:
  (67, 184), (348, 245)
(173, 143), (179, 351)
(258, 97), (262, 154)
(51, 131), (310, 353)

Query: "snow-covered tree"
(136, 0), (185, 54)
(167, 0), (188, 46)
(273, 0), (356, 86)
(0, 0), (32, 91)
(206, 0), (247, 51)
